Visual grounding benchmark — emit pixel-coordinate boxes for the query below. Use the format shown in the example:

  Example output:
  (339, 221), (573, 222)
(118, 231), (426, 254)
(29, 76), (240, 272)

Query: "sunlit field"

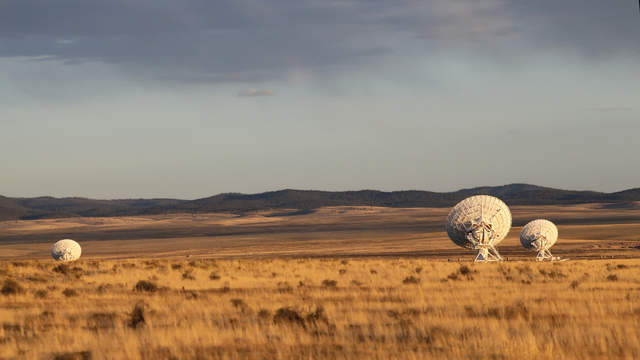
(2, 258), (639, 359)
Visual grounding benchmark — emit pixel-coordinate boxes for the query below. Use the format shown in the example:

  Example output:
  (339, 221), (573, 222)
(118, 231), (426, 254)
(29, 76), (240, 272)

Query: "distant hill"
(1, 184), (639, 221)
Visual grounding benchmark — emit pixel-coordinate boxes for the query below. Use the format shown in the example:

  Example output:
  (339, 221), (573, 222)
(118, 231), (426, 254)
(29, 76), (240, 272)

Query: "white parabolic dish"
(446, 195), (512, 261)
(51, 239), (82, 262)
(520, 219), (558, 251)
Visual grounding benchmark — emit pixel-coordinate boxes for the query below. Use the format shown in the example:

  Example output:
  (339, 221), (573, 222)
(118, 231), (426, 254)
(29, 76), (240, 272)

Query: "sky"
(1, 0), (639, 199)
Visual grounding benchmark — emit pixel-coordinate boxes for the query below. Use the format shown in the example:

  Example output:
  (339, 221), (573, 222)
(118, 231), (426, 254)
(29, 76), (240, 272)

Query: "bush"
(52, 264), (83, 278)
(209, 272), (221, 280)
(129, 302), (146, 328)
(1, 279), (24, 295)
(273, 307), (305, 327)
(62, 288), (78, 297)
(182, 270), (195, 280)
(52, 264), (70, 274)
(53, 350), (91, 360)
(403, 276), (421, 284)
(459, 265), (471, 275)
(305, 306), (328, 325)
(133, 280), (158, 292)
(230, 298), (246, 308)
(321, 279), (337, 288)
(257, 309), (271, 319)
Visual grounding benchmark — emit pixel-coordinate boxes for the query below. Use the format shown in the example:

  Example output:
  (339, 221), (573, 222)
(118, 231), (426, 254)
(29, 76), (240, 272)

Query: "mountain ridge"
(1, 183), (639, 221)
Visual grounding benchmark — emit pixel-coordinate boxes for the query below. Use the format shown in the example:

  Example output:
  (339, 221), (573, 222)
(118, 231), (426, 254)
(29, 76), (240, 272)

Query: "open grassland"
(1, 204), (640, 260)
(2, 258), (640, 359)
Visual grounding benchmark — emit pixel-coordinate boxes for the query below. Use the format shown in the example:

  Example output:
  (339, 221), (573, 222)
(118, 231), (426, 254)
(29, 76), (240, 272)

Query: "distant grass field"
(1, 258), (640, 359)
(1, 204), (640, 260)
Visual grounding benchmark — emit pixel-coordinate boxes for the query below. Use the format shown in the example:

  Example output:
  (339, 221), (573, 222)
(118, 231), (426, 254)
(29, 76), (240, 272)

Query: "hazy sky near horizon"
(1, 1), (639, 199)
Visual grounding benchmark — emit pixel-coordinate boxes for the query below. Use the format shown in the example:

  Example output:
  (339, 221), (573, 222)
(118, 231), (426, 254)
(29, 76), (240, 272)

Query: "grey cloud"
(0, 1), (638, 83)
(238, 89), (274, 97)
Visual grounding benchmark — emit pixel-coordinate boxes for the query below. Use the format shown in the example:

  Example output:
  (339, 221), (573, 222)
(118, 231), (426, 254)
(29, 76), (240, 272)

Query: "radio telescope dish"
(446, 195), (512, 262)
(520, 219), (562, 261)
(51, 239), (81, 262)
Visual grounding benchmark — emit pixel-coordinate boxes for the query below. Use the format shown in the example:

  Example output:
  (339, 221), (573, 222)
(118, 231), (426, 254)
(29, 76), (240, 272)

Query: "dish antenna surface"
(446, 195), (511, 262)
(51, 239), (82, 262)
(520, 219), (562, 261)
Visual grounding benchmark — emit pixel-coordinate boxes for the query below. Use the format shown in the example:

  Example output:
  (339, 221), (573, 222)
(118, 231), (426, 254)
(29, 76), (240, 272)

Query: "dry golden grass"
(2, 258), (640, 359)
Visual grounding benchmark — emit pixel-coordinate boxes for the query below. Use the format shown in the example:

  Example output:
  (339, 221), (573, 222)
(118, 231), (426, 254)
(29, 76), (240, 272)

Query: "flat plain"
(1, 203), (640, 260)
(1, 204), (640, 359)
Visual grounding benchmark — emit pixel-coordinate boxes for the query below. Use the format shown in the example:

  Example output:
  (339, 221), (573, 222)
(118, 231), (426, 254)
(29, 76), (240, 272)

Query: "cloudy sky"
(1, 1), (639, 199)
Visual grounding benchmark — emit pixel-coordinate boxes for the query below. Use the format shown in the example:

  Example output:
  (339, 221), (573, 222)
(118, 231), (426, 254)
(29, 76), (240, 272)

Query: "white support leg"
(474, 245), (504, 262)
(536, 249), (565, 262)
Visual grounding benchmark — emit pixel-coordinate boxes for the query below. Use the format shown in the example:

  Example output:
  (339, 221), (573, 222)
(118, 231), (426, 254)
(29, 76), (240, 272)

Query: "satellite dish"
(51, 239), (82, 262)
(446, 195), (511, 262)
(520, 219), (563, 261)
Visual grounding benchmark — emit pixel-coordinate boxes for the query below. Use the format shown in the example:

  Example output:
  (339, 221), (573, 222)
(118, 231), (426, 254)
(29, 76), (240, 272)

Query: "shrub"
(607, 274), (618, 281)
(52, 264), (70, 274)
(34, 289), (48, 299)
(209, 272), (221, 280)
(459, 265), (471, 275)
(321, 279), (337, 288)
(1, 279), (24, 295)
(182, 270), (195, 280)
(305, 306), (328, 326)
(52, 264), (83, 278)
(415, 267), (423, 274)
(62, 288), (78, 297)
(53, 350), (92, 360)
(257, 309), (271, 319)
(129, 302), (146, 329)
(231, 298), (246, 308)
(539, 269), (567, 279)
(273, 307), (305, 327)
(133, 280), (158, 292)
(570, 280), (580, 289)
(403, 276), (421, 284)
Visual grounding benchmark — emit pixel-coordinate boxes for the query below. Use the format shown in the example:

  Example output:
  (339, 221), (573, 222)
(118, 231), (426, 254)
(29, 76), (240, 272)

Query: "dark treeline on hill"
(1, 184), (639, 221)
